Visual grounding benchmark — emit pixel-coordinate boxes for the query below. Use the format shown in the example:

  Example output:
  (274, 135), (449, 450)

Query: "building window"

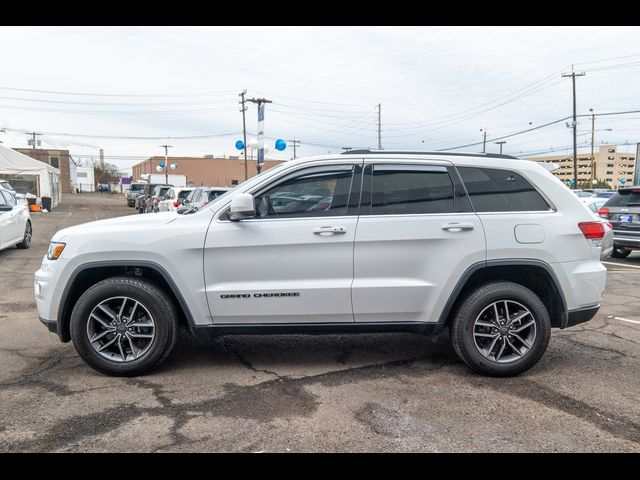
(607, 163), (614, 167)
(607, 171), (613, 174)
(608, 148), (615, 153)
(607, 156), (615, 160)
(77, 172), (88, 178)
(50, 157), (60, 168)
(231, 179), (239, 185)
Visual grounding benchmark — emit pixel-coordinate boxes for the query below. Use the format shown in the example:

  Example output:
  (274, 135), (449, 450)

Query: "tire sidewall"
(454, 283), (551, 376)
(70, 279), (174, 376)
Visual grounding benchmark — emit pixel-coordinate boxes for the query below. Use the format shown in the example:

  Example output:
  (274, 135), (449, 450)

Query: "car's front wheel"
(611, 247), (632, 258)
(70, 276), (179, 376)
(450, 281), (551, 377)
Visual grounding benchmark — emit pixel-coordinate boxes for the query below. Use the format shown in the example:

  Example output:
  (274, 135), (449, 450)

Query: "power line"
(0, 86), (237, 98)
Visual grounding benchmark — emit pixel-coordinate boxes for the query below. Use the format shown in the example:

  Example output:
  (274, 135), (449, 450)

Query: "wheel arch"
(438, 259), (568, 330)
(57, 260), (196, 342)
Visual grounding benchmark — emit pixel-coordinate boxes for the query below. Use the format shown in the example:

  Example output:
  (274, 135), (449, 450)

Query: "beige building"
(529, 145), (636, 188)
(131, 156), (286, 188)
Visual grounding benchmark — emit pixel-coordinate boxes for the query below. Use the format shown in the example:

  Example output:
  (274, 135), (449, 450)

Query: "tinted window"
(209, 190), (227, 201)
(178, 190), (192, 200)
(458, 167), (549, 212)
(605, 190), (640, 207)
(255, 167), (353, 219)
(130, 184), (145, 192)
(2, 191), (16, 206)
(369, 166), (454, 215)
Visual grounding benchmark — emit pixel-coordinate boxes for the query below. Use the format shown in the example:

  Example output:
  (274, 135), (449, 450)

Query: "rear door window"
(458, 167), (550, 212)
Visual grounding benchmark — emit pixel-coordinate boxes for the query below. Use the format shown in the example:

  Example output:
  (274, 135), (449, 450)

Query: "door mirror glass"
(229, 193), (256, 221)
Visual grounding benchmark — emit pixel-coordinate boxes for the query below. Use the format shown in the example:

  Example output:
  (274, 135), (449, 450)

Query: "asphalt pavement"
(0, 193), (638, 452)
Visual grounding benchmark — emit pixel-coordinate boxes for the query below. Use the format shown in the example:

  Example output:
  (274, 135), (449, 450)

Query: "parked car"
(136, 183), (161, 214)
(145, 185), (172, 213)
(0, 186), (31, 252)
(126, 183), (146, 207)
(157, 187), (194, 212)
(572, 189), (594, 198)
(590, 191), (615, 199)
(598, 186), (640, 258)
(35, 150), (607, 377)
(177, 187), (230, 214)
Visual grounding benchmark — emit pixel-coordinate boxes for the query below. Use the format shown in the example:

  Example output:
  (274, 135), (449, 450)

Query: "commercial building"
(71, 164), (95, 192)
(15, 148), (72, 193)
(529, 145), (636, 188)
(131, 156), (286, 187)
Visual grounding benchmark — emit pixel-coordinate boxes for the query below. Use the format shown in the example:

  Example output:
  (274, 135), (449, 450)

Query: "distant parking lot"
(0, 193), (638, 452)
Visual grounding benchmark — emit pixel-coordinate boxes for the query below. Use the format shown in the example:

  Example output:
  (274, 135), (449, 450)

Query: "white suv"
(34, 151), (607, 377)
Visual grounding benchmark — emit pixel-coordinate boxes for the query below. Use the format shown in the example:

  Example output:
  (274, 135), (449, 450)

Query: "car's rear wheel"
(15, 221), (31, 249)
(450, 281), (551, 377)
(70, 276), (179, 376)
(611, 247), (632, 258)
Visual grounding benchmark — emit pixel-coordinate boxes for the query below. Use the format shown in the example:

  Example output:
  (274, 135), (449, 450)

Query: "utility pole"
(239, 90), (248, 180)
(589, 108), (595, 184)
(495, 141), (506, 155)
(159, 144), (172, 185)
(562, 69), (585, 189)
(377, 103), (382, 150)
(288, 139), (301, 160)
(481, 129), (487, 153)
(342, 147), (352, 153)
(246, 97), (272, 174)
(27, 131), (41, 149)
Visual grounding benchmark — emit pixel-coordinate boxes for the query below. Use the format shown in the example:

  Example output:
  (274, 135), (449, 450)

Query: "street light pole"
(160, 144), (172, 184)
(590, 108), (595, 184)
(495, 141), (506, 155)
(481, 129), (487, 153)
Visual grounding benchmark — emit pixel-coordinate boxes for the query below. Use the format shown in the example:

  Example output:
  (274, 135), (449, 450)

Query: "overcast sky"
(1, 26), (640, 173)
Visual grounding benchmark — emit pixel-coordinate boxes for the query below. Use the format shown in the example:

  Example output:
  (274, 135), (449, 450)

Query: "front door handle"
(313, 226), (347, 235)
(442, 222), (474, 232)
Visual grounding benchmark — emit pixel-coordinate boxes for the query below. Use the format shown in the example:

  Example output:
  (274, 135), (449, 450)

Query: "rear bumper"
(565, 305), (600, 328)
(613, 233), (640, 249)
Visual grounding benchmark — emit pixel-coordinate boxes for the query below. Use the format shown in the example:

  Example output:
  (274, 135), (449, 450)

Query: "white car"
(0, 186), (32, 252)
(157, 187), (194, 212)
(35, 151), (607, 377)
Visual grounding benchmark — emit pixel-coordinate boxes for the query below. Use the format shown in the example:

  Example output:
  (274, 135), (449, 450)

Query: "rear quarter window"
(457, 167), (550, 212)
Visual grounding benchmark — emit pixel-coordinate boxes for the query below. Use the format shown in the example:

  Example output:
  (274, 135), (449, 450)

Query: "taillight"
(598, 207), (609, 217)
(578, 222), (605, 239)
(173, 201), (180, 208)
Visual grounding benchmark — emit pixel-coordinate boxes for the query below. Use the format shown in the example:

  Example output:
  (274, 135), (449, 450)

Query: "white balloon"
(156, 165), (163, 172)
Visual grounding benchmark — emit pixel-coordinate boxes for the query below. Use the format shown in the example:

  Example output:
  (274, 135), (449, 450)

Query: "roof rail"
(340, 149), (519, 160)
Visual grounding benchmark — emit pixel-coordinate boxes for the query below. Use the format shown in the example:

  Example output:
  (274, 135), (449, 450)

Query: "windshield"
(130, 184), (145, 192)
(1, 181), (13, 190)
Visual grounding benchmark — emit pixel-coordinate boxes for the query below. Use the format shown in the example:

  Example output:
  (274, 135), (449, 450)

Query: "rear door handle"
(313, 226), (347, 235)
(442, 222), (474, 232)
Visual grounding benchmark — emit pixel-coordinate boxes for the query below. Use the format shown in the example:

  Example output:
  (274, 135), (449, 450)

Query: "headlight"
(47, 242), (66, 260)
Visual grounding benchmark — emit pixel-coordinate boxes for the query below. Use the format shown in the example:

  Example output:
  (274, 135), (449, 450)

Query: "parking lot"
(0, 193), (639, 452)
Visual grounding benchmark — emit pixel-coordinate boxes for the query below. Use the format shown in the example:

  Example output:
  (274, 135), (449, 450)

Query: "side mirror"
(229, 193), (256, 221)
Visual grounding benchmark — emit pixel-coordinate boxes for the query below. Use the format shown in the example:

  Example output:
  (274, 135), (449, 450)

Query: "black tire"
(611, 247), (632, 258)
(15, 221), (31, 249)
(449, 281), (551, 377)
(70, 276), (179, 376)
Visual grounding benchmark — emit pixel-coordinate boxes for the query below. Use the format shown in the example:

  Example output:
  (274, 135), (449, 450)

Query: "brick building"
(131, 156), (286, 187)
(15, 148), (72, 193)
(529, 145), (636, 188)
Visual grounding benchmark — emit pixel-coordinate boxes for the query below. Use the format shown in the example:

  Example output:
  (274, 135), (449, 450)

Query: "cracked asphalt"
(0, 193), (639, 452)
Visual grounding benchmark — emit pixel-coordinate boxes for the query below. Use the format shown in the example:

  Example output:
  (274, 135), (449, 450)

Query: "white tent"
(0, 144), (61, 207)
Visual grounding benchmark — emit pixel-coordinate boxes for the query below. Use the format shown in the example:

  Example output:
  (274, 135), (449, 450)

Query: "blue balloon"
(620, 178), (627, 184)
(235, 140), (245, 150)
(159, 162), (165, 168)
(275, 139), (287, 151)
